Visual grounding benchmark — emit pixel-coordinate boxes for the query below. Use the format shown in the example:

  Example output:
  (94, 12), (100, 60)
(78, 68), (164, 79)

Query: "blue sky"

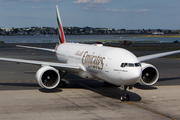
(0, 0), (180, 29)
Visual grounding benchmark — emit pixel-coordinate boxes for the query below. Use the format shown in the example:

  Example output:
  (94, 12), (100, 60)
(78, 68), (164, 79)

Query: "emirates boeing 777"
(0, 5), (180, 101)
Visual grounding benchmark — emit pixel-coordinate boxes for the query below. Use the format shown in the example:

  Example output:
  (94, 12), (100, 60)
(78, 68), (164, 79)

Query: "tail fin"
(56, 5), (66, 44)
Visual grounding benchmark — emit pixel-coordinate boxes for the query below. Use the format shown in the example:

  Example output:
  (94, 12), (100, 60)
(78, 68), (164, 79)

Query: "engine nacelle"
(36, 66), (60, 89)
(139, 63), (159, 86)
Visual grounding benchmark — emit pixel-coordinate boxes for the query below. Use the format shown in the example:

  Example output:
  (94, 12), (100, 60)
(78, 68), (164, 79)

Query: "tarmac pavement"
(0, 43), (180, 120)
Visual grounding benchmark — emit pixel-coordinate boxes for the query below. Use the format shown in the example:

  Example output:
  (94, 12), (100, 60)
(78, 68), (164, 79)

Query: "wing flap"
(0, 57), (84, 73)
(138, 50), (180, 62)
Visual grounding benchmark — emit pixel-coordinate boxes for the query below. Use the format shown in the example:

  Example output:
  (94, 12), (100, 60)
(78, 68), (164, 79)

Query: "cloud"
(111, 9), (118, 12)
(20, 0), (42, 1)
(74, 0), (111, 11)
(106, 8), (118, 12)
(0, 0), (63, 3)
(134, 9), (150, 12)
(93, 0), (111, 4)
(74, 0), (111, 4)
(51, 0), (63, 2)
(74, 0), (91, 4)
(0, 0), (43, 2)
(32, 6), (50, 9)
(106, 8), (151, 13)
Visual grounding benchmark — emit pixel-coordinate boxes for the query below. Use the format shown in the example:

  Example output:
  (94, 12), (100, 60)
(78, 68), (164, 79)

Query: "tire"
(120, 96), (125, 101)
(125, 95), (130, 101)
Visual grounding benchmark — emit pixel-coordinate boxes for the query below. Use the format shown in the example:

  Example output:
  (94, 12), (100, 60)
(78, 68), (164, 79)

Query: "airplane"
(0, 5), (180, 101)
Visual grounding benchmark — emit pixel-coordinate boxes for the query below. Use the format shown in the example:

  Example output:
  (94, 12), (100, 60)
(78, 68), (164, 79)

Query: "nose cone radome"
(122, 68), (142, 85)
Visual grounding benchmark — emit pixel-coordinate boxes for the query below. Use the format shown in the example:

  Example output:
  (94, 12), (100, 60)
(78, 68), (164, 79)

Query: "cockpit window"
(121, 63), (127, 67)
(135, 63), (141, 67)
(121, 62), (141, 68)
(129, 63), (134, 67)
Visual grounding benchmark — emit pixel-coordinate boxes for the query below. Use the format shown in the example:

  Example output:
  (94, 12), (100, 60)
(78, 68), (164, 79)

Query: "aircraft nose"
(122, 68), (142, 85)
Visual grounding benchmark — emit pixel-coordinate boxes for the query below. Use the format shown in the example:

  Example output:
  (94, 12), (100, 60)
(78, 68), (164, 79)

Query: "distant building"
(152, 31), (164, 35)
(5, 28), (13, 32)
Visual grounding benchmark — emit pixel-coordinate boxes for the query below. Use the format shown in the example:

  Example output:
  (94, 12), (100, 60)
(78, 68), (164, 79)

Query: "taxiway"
(0, 43), (179, 120)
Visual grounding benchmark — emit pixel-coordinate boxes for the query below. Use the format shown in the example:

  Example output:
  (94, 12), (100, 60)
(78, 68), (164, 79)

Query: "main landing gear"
(58, 70), (67, 88)
(120, 85), (133, 101)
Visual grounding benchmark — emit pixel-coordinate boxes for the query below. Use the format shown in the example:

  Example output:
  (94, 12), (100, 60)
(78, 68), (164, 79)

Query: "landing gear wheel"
(120, 85), (130, 101)
(120, 96), (125, 101)
(120, 94), (129, 101)
(125, 94), (129, 101)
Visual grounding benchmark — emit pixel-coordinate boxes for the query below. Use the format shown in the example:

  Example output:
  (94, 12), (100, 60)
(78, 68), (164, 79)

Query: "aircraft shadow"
(0, 82), (63, 93)
(158, 77), (180, 82)
(155, 77), (180, 86)
(0, 80), (141, 101)
(66, 79), (142, 101)
(134, 83), (158, 90)
(0, 83), (39, 88)
(39, 88), (62, 93)
(133, 77), (180, 89)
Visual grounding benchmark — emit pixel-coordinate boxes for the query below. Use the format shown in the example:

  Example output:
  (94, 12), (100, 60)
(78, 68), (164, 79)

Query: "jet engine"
(139, 63), (159, 86)
(36, 66), (60, 89)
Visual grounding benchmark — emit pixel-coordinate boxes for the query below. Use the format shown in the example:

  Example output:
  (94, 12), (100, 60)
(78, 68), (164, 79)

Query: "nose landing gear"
(120, 85), (132, 101)
(120, 95), (129, 101)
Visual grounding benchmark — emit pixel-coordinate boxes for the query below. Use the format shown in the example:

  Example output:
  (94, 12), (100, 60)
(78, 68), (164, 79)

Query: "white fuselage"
(55, 43), (142, 86)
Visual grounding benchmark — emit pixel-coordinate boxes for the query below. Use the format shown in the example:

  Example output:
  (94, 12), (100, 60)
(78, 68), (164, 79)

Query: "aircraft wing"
(0, 57), (84, 73)
(138, 50), (180, 62)
(16, 45), (55, 52)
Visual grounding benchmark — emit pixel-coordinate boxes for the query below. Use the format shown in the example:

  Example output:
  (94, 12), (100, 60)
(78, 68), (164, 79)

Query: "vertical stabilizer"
(56, 5), (66, 44)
